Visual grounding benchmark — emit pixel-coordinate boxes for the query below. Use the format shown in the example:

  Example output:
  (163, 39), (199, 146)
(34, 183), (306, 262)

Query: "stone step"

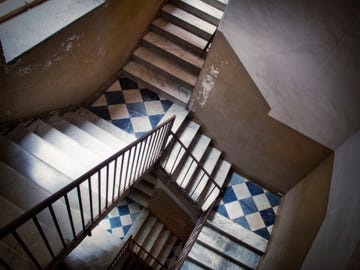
(124, 208), (149, 241)
(188, 241), (246, 270)
(201, 0), (228, 11)
(157, 234), (177, 266)
(183, 147), (221, 199)
(157, 103), (189, 136)
(152, 17), (207, 55)
(6, 126), (87, 179)
(123, 61), (192, 107)
(182, 259), (207, 270)
(170, 0), (224, 26)
(141, 222), (164, 260)
(207, 212), (268, 254)
(161, 4), (216, 40)
(26, 119), (101, 169)
(142, 31), (204, 74)
(200, 160), (231, 211)
(47, 115), (113, 160)
(134, 216), (157, 246)
(149, 229), (171, 266)
(198, 225), (260, 269)
(62, 112), (126, 150)
(0, 135), (72, 193)
(127, 188), (150, 208)
(133, 46), (198, 89)
(76, 107), (136, 145)
(0, 240), (35, 270)
(162, 119), (200, 174)
(136, 178), (155, 197)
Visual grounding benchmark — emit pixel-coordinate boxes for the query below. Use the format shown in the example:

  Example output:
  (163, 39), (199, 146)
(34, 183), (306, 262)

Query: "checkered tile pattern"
(89, 77), (173, 138)
(214, 173), (281, 240)
(99, 198), (142, 239)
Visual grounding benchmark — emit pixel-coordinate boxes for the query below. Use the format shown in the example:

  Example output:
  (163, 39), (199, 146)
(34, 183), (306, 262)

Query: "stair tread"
(135, 216), (157, 245)
(158, 103), (189, 135)
(200, 160), (231, 211)
(191, 134), (211, 161)
(143, 222), (164, 253)
(27, 119), (100, 169)
(123, 61), (192, 106)
(198, 225), (260, 269)
(152, 17), (207, 51)
(188, 241), (246, 270)
(182, 259), (207, 270)
(0, 195), (25, 228)
(172, 0), (223, 24)
(62, 112), (126, 150)
(200, 0), (228, 11)
(47, 115), (113, 159)
(143, 31), (204, 71)
(77, 107), (136, 145)
(0, 241), (35, 270)
(7, 126), (87, 179)
(162, 4), (216, 39)
(0, 135), (72, 193)
(157, 234), (177, 265)
(133, 46), (197, 88)
(149, 229), (171, 261)
(207, 212), (268, 254)
(124, 208), (149, 241)
(135, 180), (155, 197)
(127, 189), (150, 208)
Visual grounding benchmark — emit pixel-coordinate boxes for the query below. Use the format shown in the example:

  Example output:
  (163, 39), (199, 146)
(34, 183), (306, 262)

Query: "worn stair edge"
(201, 0), (228, 11)
(152, 18), (207, 54)
(157, 103), (189, 135)
(207, 212), (268, 254)
(142, 31), (204, 74)
(133, 46), (197, 89)
(161, 4), (216, 40)
(123, 61), (192, 107)
(127, 189), (150, 208)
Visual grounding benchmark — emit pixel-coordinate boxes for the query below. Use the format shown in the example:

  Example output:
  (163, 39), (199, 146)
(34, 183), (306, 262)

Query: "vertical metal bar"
(64, 194), (76, 239)
(190, 172), (206, 202)
(149, 127), (163, 166)
(142, 132), (155, 174)
(98, 171), (101, 216)
(124, 148), (132, 190)
(145, 131), (159, 170)
(180, 158), (195, 187)
(129, 144), (138, 185)
(49, 205), (66, 248)
(105, 164), (109, 208)
(135, 140), (145, 179)
(88, 178), (94, 223)
(112, 159), (118, 202)
(33, 216), (55, 259)
(12, 231), (42, 269)
(201, 184), (216, 206)
(154, 124), (170, 164)
(76, 186), (86, 231)
(170, 143), (183, 174)
(117, 154), (124, 196)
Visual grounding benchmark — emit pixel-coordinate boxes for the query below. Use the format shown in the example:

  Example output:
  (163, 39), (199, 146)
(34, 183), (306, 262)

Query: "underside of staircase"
(0, 0), (276, 269)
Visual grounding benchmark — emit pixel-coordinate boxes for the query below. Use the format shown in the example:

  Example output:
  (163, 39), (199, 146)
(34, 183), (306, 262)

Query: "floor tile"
(123, 89), (143, 103)
(91, 95), (107, 107)
(144, 101), (164, 115)
(112, 118), (133, 133)
(105, 91), (125, 105)
(131, 117), (152, 133)
(89, 106), (111, 121)
(126, 102), (148, 118)
(120, 77), (138, 90)
(108, 104), (129, 119)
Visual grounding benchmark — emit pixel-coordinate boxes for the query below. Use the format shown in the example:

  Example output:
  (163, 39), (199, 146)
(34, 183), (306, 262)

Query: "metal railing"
(108, 236), (166, 270)
(0, 116), (175, 270)
(161, 131), (223, 208)
(171, 201), (216, 270)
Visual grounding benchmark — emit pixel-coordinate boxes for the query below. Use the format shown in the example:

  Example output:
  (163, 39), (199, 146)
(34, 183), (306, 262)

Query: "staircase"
(123, 0), (227, 107)
(0, 108), (174, 269)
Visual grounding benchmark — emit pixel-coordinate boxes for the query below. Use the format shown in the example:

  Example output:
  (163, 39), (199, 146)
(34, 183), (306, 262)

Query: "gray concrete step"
(152, 17), (207, 55)
(171, 0), (224, 26)
(133, 46), (198, 89)
(201, 0), (228, 11)
(161, 4), (216, 40)
(123, 61), (192, 107)
(142, 31), (204, 74)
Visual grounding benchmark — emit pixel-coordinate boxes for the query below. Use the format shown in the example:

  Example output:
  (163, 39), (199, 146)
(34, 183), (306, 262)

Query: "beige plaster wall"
(0, 0), (164, 123)
(189, 32), (332, 193)
(258, 154), (334, 270)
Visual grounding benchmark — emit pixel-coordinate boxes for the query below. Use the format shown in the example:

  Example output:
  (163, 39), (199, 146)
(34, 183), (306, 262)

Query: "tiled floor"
(98, 198), (142, 239)
(214, 173), (281, 240)
(89, 77), (173, 138)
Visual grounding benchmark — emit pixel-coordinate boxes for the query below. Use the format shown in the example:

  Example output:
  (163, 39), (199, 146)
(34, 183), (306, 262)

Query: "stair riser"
(132, 53), (195, 90)
(170, 0), (221, 26)
(152, 23), (204, 55)
(142, 39), (201, 74)
(201, 0), (227, 11)
(161, 10), (213, 41)
(122, 69), (188, 108)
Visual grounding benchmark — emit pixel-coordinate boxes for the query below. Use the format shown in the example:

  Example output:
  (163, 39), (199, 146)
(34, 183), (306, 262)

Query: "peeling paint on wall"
(197, 64), (220, 108)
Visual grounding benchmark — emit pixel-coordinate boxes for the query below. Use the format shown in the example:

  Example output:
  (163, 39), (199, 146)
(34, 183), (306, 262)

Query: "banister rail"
(0, 115), (175, 270)
(161, 131), (223, 208)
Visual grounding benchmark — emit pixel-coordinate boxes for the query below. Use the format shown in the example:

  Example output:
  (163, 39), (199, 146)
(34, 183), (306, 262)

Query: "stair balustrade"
(0, 116), (175, 270)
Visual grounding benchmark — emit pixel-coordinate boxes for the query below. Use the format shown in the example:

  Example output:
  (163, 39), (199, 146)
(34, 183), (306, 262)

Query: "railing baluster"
(117, 154), (124, 196)
(130, 144), (138, 185)
(124, 149), (132, 190)
(112, 159), (118, 203)
(33, 216), (55, 259)
(49, 205), (66, 248)
(87, 178), (94, 223)
(64, 194), (76, 239)
(135, 140), (145, 180)
(180, 158), (195, 187)
(145, 132), (158, 170)
(76, 186), (86, 231)
(143, 133), (156, 173)
(12, 231), (42, 269)
(190, 171), (206, 200)
(98, 171), (101, 216)
(170, 143), (183, 174)
(105, 164), (109, 208)
(150, 126), (164, 165)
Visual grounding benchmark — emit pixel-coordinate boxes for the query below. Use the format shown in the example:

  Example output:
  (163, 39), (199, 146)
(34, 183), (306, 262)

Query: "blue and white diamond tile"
(89, 77), (173, 138)
(214, 172), (281, 240)
(99, 198), (142, 239)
